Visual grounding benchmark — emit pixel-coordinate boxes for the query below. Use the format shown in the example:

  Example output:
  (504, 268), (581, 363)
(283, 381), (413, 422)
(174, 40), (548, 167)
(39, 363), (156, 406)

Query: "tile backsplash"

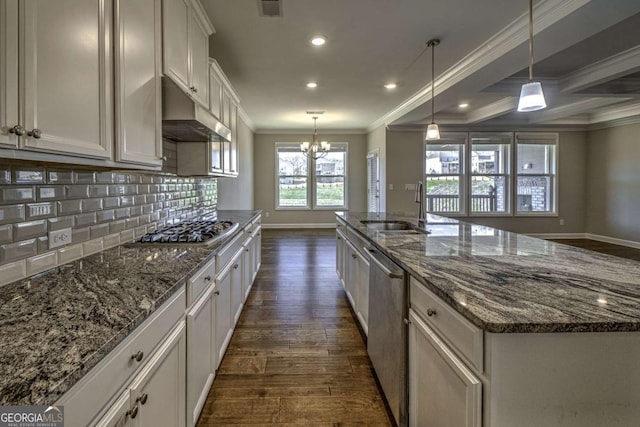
(0, 162), (217, 285)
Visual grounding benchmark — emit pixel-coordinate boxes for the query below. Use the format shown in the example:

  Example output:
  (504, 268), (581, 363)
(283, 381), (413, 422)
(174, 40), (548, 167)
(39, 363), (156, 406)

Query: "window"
(277, 146), (309, 208)
(276, 143), (348, 209)
(515, 133), (557, 214)
(425, 134), (466, 214)
(470, 133), (511, 214)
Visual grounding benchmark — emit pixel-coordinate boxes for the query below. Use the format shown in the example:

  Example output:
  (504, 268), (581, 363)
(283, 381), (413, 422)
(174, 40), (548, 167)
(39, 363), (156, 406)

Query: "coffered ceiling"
(201, 0), (640, 132)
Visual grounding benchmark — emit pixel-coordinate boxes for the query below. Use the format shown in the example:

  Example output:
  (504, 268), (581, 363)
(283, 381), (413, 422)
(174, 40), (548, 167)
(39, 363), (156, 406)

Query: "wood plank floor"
(197, 229), (392, 426)
(550, 238), (640, 261)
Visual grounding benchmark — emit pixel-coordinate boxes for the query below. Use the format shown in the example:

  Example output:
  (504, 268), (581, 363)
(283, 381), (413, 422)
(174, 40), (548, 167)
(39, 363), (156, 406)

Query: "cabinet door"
(230, 251), (243, 325)
(252, 227), (261, 282)
(222, 140), (231, 174)
(94, 390), (133, 427)
(215, 265), (233, 367)
(210, 140), (223, 173)
(22, 0), (112, 158)
(229, 102), (238, 174)
(408, 310), (481, 427)
(162, 0), (190, 93)
(0, 0), (18, 148)
(188, 10), (209, 109)
(186, 286), (216, 427)
(345, 241), (358, 308)
(131, 321), (186, 427)
(209, 66), (222, 120)
(336, 231), (345, 285)
(355, 252), (369, 335)
(221, 90), (231, 127)
(242, 243), (252, 302)
(114, 0), (162, 167)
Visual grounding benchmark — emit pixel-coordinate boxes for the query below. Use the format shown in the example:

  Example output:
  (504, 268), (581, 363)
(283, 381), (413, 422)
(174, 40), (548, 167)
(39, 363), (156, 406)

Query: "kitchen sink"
(361, 220), (429, 234)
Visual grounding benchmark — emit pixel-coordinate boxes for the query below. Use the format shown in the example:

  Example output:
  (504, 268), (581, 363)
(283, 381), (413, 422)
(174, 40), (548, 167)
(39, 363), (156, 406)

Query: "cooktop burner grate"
(139, 220), (237, 244)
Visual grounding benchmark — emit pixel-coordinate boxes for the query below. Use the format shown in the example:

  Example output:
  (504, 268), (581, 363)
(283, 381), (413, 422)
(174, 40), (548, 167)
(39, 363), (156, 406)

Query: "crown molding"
(366, 0), (590, 133)
(237, 106), (255, 132)
(559, 45), (640, 94)
(190, 0), (215, 35)
(255, 129), (367, 135)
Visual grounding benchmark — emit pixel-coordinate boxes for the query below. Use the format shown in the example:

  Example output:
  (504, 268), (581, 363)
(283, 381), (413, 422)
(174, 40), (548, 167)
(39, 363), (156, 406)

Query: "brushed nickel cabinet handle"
(427, 308), (437, 317)
(27, 128), (42, 139)
(131, 350), (144, 362)
(126, 405), (138, 419)
(214, 290), (220, 295)
(8, 125), (25, 136)
(204, 275), (211, 281)
(351, 253), (357, 259)
(160, 156), (167, 161)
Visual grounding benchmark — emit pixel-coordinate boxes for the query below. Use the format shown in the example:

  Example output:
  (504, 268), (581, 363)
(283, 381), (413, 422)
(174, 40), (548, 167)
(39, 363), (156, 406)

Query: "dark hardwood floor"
(550, 239), (640, 261)
(197, 229), (392, 426)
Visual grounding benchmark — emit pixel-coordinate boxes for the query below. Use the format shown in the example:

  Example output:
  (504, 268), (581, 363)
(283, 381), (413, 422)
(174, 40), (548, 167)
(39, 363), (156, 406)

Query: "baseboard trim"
(261, 223), (336, 229)
(585, 233), (640, 250)
(527, 233), (588, 239)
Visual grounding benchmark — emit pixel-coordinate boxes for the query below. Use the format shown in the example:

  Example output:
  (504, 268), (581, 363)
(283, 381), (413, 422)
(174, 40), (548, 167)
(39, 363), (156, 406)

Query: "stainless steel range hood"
(162, 78), (231, 142)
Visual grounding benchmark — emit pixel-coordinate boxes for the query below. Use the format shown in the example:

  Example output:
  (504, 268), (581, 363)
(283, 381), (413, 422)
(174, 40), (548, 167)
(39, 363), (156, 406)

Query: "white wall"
(217, 116), (254, 209)
(586, 122), (640, 242)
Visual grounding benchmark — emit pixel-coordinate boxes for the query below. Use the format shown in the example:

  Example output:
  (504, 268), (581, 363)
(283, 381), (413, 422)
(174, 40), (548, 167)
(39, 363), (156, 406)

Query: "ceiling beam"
(466, 97), (519, 123)
(588, 100), (640, 124)
(527, 97), (631, 124)
(559, 45), (640, 94)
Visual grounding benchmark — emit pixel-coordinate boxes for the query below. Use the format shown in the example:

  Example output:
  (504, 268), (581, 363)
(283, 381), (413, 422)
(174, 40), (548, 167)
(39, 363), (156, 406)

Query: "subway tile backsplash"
(0, 163), (217, 272)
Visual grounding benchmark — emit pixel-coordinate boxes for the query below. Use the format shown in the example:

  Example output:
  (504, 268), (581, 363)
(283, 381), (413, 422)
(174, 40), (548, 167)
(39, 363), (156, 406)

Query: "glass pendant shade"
(517, 81), (546, 112)
(426, 123), (441, 140)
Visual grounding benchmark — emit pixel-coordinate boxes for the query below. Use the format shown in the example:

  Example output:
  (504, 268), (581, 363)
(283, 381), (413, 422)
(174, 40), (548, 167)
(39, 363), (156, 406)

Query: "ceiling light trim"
(366, 0), (590, 132)
(559, 45), (640, 94)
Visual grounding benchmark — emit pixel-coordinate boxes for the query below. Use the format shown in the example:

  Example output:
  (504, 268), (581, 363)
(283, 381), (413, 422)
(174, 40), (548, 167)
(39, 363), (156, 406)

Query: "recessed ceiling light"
(459, 103), (469, 108)
(311, 36), (326, 46)
(384, 83), (397, 89)
(306, 82), (318, 89)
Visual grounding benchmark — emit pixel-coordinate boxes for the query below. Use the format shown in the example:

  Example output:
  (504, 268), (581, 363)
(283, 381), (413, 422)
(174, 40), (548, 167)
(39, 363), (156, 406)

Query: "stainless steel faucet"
(415, 181), (425, 227)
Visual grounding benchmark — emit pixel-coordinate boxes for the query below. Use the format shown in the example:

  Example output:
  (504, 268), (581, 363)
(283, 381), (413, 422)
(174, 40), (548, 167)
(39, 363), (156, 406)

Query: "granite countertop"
(337, 212), (640, 334)
(0, 210), (261, 406)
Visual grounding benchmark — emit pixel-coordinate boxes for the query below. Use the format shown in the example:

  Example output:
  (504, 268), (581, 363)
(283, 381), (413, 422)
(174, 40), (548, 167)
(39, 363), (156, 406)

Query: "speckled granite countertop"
(0, 210), (261, 406)
(337, 212), (640, 334)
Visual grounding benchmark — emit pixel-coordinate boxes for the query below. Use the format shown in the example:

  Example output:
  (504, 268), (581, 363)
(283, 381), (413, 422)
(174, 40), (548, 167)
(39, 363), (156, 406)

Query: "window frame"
(424, 132), (468, 216)
(514, 132), (559, 217)
(275, 142), (349, 211)
(468, 132), (513, 217)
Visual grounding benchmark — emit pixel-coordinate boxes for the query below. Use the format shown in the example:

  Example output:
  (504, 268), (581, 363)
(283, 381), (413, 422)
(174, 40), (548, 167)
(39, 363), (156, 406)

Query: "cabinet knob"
(427, 308), (437, 317)
(160, 156), (167, 161)
(136, 393), (148, 405)
(245, 248), (249, 252)
(403, 318), (412, 325)
(213, 290), (220, 295)
(27, 128), (42, 139)
(8, 125), (26, 136)
(351, 253), (357, 259)
(204, 275), (211, 281)
(233, 263), (239, 269)
(131, 350), (144, 362)
(126, 405), (139, 419)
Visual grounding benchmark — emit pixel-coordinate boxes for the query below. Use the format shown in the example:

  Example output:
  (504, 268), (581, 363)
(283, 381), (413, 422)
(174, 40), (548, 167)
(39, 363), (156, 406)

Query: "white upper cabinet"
(0, 0), (18, 149)
(162, 0), (214, 109)
(208, 61), (222, 120)
(114, 0), (163, 167)
(21, 0), (113, 158)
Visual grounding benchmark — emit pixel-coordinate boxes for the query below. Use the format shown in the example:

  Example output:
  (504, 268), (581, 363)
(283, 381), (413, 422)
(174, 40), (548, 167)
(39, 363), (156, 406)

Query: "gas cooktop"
(138, 220), (239, 245)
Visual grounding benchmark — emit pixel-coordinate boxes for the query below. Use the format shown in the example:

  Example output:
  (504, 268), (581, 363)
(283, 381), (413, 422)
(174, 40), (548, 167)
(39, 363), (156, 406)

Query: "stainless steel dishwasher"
(366, 247), (407, 427)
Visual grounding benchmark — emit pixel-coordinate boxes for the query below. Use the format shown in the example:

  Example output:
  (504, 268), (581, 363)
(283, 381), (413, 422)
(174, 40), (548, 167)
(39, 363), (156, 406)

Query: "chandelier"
(300, 116), (330, 160)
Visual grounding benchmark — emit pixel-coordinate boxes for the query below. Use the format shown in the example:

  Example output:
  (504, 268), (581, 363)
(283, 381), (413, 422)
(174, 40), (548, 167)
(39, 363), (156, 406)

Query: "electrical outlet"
(559, 218), (565, 226)
(389, 184), (394, 190)
(49, 227), (72, 249)
(265, 211), (270, 217)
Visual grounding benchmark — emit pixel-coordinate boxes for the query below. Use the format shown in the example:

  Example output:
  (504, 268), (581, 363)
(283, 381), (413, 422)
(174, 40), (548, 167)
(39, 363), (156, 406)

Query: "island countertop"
(337, 212), (640, 334)
(0, 210), (261, 406)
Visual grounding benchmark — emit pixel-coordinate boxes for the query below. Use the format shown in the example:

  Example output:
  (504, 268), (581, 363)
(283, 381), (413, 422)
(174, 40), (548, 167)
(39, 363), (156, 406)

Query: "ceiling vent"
(306, 111), (325, 116)
(258, 0), (283, 17)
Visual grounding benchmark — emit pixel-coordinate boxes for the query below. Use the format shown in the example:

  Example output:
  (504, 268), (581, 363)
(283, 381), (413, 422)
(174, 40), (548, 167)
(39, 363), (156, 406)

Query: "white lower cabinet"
(354, 249), (369, 335)
(345, 241), (358, 307)
(335, 225), (369, 334)
(336, 230), (345, 285)
(186, 285), (217, 427)
(215, 260), (234, 367)
(408, 309), (482, 427)
(252, 226), (261, 282)
(96, 321), (186, 427)
(242, 240), (252, 302)
(229, 250), (244, 326)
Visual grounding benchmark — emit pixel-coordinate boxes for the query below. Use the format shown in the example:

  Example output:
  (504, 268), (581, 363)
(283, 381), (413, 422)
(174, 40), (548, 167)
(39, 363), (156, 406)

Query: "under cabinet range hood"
(161, 78), (231, 143)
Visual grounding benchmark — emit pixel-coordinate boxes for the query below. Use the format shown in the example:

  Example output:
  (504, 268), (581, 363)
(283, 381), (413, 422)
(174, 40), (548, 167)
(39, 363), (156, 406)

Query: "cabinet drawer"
(58, 287), (186, 427)
(188, 257), (215, 306)
(410, 277), (483, 372)
(345, 227), (369, 257)
(216, 232), (244, 273)
(252, 214), (261, 227)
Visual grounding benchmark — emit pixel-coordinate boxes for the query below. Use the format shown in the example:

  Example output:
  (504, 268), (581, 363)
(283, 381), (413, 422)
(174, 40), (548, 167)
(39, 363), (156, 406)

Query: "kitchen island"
(0, 210), (260, 410)
(337, 212), (640, 427)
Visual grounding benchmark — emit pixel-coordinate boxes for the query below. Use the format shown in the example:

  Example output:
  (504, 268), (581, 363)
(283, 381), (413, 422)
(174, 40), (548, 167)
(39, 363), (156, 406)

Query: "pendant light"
(426, 39), (441, 140)
(300, 116), (330, 160)
(517, 0), (547, 112)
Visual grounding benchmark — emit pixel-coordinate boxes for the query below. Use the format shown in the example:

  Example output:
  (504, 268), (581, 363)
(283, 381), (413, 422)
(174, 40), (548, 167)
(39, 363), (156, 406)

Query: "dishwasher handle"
(367, 247), (404, 279)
